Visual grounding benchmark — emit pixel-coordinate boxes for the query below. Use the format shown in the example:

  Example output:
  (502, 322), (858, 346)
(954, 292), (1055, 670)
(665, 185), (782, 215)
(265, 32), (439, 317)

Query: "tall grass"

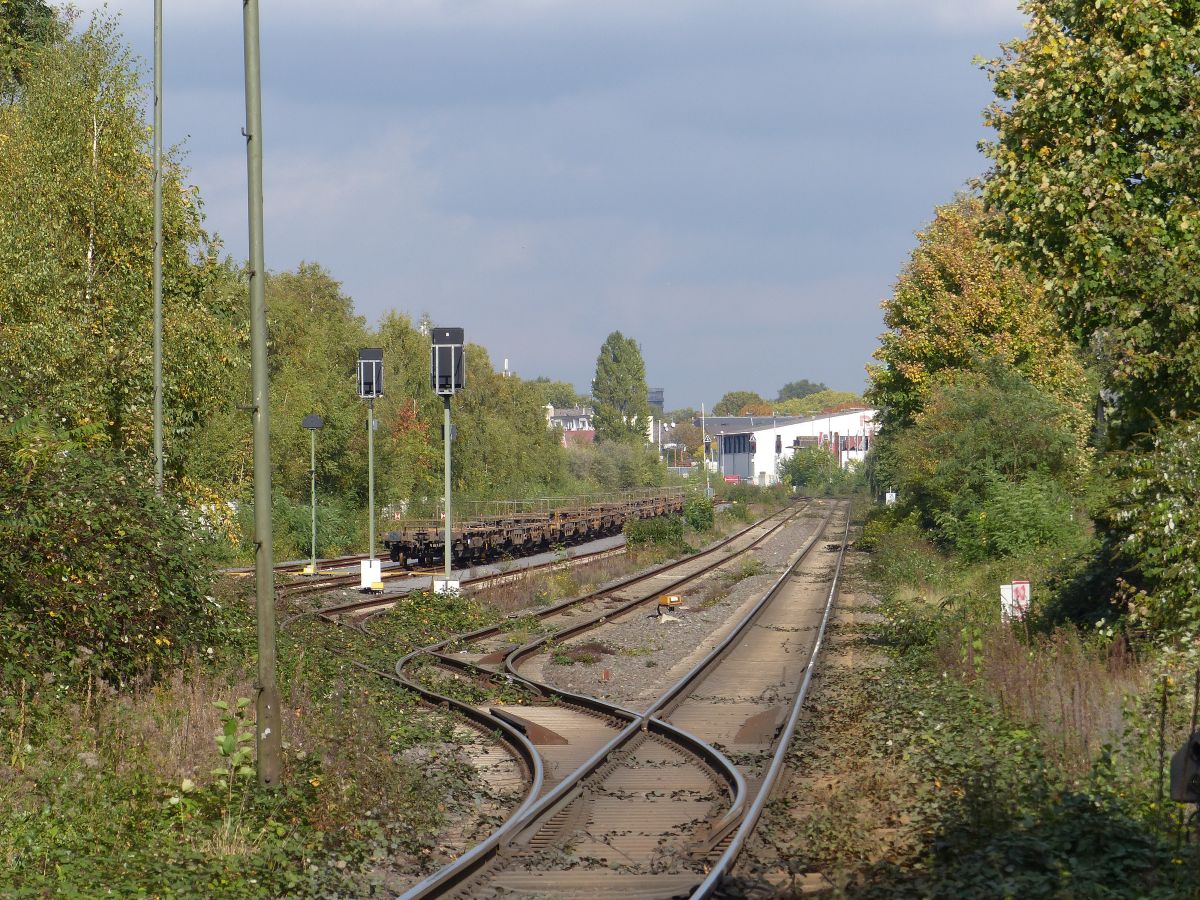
(940, 625), (1143, 779)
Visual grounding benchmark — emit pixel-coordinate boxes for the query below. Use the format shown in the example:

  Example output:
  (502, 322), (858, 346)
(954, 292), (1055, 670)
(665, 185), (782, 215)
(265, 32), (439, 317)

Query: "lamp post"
(430, 328), (465, 588)
(301, 414), (324, 575)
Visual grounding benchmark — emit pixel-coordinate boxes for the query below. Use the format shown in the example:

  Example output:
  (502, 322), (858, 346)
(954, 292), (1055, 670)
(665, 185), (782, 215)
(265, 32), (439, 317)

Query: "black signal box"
(431, 327), (465, 396)
(357, 348), (384, 399)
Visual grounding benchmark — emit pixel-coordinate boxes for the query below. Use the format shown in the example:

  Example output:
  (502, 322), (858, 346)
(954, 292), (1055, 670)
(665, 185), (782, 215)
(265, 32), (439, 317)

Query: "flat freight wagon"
(382, 489), (685, 568)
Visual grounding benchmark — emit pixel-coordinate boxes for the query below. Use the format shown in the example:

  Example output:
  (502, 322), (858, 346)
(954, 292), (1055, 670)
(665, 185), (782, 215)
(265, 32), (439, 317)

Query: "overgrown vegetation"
(840, 521), (1200, 896)
(0, 416), (231, 687)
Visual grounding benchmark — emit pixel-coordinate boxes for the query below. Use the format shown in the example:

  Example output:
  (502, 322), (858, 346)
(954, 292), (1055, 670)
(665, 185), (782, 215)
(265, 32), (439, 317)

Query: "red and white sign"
(723, 475), (740, 484)
(1001, 580), (1031, 622)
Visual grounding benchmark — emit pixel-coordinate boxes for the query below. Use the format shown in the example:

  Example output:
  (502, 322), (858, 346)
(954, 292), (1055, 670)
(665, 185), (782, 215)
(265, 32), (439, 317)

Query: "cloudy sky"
(79, 0), (1024, 409)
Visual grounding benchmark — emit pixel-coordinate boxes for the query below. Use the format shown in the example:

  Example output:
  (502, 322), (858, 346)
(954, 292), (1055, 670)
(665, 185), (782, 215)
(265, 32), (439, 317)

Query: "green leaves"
(592, 331), (651, 444)
(867, 197), (1091, 434)
(981, 0), (1200, 439)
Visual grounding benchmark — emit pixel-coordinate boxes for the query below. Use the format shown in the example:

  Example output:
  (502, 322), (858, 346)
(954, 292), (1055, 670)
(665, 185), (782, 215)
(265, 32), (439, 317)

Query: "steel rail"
(691, 509), (851, 896)
(393, 502), (809, 899)
(498, 501), (836, 846)
(398, 500), (836, 898)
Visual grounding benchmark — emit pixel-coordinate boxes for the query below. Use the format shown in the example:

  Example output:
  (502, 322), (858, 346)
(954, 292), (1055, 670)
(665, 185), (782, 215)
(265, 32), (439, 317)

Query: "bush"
(682, 493), (714, 531)
(1109, 418), (1200, 638)
(935, 475), (1084, 562)
(892, 360), (1087, 533)
(778, 446), (840, 492)
(625, 515), (687, 551)
(0, 420), (226, 686)
(236, 494), (369, 562)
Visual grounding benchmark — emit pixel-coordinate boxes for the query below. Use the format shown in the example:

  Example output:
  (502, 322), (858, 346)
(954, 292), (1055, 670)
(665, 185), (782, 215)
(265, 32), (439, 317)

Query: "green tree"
(713, 390), (763, 416)
(591, 331), (650, 443)
(263, 263), (369, 500)
(776, 379), (827, 402)
(0, 14), (241, 472)
(867, 197), (1089, 432)
(890, 360), (1088, 555)
(449, 346), (572, 499)
(980, 0), (1200, 440)
(0, 0), (60, 97)
(529, 377), (581, 409)
(775, 390), (866, 417)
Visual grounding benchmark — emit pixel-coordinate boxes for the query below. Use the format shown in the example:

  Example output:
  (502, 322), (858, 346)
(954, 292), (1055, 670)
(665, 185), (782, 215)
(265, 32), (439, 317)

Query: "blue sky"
(79, 0), (1024, 409)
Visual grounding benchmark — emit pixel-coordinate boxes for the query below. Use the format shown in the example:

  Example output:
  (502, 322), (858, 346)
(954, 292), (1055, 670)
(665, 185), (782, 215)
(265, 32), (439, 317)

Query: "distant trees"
(591, 331), (650, 443)
(777, 379), (827, 402)
(713, 391), (763, 416)
(775, 390), (864, 417)
(670, 422), (703, 459)
(530, 378), (582, 409)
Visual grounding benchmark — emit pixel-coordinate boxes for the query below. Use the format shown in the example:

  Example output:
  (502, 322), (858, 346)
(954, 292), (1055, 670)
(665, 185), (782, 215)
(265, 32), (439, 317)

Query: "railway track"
(384, 499), (848, 898)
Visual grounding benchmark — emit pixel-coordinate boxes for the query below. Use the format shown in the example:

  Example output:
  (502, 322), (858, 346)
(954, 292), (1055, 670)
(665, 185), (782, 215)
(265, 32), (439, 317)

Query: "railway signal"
(431, 327), (465, 591)
(301, 414), (324, 576)
(358, 349), (384, 589)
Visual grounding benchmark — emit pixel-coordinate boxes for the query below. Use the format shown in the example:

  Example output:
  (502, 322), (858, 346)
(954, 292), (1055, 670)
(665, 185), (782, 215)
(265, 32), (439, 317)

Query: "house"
(701, 408), (878, 486)
(545, 404), (596, 446)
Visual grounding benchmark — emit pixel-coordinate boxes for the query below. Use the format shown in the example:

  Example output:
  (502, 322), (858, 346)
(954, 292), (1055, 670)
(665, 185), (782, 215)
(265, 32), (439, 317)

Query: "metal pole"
(152, 0), (163, 494)
(310, 428), (317, 574)
(702, 403), (711, 497)
(368, 397), (376, 561)
(444, 395), (452, 581)
(242, 0), (281, 788)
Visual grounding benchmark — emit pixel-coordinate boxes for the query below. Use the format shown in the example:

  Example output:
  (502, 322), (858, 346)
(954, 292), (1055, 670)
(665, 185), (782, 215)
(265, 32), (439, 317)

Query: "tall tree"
(529, 377), (581, 409)
(713, 390), (763, 416)
(0, 14), (242, 469)
(776, 379), (827, 402)
(0, 0), (60, 98)
(980, 0), (1200, 440)
(591, 331), (650, 443)
(867, 197), (1090, 432)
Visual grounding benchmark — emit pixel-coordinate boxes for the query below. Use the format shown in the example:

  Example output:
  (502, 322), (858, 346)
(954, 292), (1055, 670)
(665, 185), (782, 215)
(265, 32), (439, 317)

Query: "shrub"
(1109, 418), (1200, 638)
(935, 475), (1084, 562)
(682, 493), (714, 531)
(892, 360), (1087, 536)
(778, 445), (840, 492)
(625, 515), (686, 550)
(236, 494), (368, 562)
(0, 419), (226, 687)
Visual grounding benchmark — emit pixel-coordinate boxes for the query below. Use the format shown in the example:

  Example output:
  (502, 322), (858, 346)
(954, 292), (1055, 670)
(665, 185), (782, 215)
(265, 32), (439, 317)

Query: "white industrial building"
(703, 408), (878, 486)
